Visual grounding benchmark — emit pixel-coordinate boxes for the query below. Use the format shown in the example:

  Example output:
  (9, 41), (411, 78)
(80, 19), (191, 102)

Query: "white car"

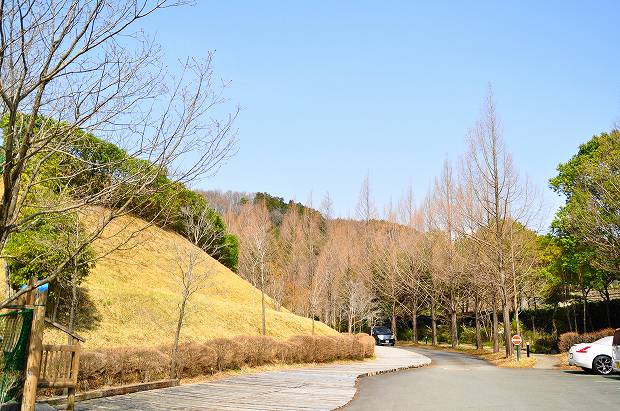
(613, 329), (620, 373)
(568, 336), (614, 375)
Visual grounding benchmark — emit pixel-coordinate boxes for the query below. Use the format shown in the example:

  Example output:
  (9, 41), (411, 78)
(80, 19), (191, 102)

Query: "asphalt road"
(345, 347), (620, 410)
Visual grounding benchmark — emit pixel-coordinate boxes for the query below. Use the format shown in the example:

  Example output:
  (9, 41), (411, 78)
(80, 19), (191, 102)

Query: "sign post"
(512, 334), (522, 361)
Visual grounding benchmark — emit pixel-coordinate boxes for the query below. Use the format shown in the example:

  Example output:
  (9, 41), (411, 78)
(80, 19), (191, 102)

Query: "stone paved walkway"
(74, 346), (431, 411)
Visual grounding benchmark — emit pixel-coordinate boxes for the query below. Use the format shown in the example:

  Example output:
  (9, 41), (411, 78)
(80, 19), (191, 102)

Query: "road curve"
(345, 347), (620, 411)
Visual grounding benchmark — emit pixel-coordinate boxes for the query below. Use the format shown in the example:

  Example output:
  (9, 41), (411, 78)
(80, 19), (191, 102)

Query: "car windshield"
(374, 327), (391, 335)
(594, 336), (613, 345)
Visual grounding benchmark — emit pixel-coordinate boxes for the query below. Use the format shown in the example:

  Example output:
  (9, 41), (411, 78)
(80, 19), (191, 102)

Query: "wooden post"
(66, 338), (81, 411)
(21, 284), (48, 411)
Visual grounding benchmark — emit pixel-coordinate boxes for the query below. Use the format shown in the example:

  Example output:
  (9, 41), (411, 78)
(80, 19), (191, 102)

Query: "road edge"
(338, 348), (431, 410)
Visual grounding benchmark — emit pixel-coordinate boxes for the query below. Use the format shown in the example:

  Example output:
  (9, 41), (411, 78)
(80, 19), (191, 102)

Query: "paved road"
(345, 347), (620, 411)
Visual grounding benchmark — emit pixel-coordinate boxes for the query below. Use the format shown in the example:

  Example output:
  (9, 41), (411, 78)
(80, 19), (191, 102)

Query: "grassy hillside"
(9, 210), (338, 348)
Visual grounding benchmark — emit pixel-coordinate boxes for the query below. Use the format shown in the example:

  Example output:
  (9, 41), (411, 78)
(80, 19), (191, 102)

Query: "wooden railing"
(38, 343), (81, 389)
(38, 319), (85, 410)
(15, 280), (86, 411)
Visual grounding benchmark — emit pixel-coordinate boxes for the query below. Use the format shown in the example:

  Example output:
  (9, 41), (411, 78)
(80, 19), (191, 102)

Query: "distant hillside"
(9, 210), (338, 348)
(201, 190), (323, 227)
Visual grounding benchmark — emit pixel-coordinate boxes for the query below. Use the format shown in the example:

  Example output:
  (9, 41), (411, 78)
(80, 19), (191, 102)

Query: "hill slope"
(37, 210), (338, 348)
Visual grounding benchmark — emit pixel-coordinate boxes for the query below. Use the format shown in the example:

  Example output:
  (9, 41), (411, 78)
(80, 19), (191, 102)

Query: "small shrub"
(79, 347), (169, 391)
(206, 338), (242, 371)
(458, 326), (477, 345)
(589, 327), (616, 341)
(235, 336), (277, 367)
(558, 327), (615, 352)
(274, 341), (295, 364)
(356, 333), (375, 357)
(288, 335), (316, 363)
(77, 333), (375, 391)
(175, 342), (217, 378)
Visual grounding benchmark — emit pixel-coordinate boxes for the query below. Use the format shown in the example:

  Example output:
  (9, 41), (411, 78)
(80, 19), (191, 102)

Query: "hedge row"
(558, 328), (616, 352)
(78, 334), (375, 391)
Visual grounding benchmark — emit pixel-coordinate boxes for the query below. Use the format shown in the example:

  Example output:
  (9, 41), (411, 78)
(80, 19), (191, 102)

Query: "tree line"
(210, 91), (619, 357)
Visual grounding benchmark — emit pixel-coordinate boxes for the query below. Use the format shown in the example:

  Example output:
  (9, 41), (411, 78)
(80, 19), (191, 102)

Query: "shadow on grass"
(46, 286), (102, 332)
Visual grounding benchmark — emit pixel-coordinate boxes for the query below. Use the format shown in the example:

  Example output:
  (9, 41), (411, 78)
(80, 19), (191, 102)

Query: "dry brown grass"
(27, 209), (339, 348)
(399, 342), (537, 368)
(76, 333), (374, 392)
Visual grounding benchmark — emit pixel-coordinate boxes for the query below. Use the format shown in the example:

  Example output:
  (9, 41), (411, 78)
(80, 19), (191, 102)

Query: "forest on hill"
(203, 104), (620, 355)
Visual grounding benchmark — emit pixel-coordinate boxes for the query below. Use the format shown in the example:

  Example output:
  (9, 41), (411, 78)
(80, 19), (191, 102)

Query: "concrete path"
(532, 353), (560, 369)
(346, 347), (620, 410)
(74, 346), (430, 411)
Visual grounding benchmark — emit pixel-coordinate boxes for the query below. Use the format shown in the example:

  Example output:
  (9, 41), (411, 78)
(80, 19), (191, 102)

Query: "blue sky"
(140, 1), (620, 226)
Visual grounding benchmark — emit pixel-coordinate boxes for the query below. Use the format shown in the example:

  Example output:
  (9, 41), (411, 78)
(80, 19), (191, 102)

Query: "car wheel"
(390, 343), (395, 346)
(592, 355), (613, 375)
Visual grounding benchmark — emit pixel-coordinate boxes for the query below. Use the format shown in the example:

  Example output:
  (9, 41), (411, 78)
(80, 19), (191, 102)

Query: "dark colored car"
(371, 326), (395, 346)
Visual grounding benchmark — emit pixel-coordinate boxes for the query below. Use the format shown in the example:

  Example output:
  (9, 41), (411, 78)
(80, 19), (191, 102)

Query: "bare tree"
(233, 201), (272, 335)
(397, 187), (426, 343)
(298, 197), (325, 334)
(170, 202), (229, 377)
(371, 208), (406, 340)
(429, 160), (465, 348)
(356, 175), (377, 223)
(0, 1), (237, 307)
(170, 244), (210, 378)
(460, 87), (536, 357)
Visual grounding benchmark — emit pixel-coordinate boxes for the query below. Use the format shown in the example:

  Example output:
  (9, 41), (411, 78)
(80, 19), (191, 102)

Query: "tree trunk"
(513, 289), (520, 337)
(450, 309), (458, 348)
(564, 303), (572, 332)
(411, 303), (418, 343)
(68, 263), (78, 332)
(475, 297), (482, 350)
(260, 262), (266, 336)
(603, 290), (611, 327)
(260, 285), (266, 336)
(573, 302), (578, 333)
(171, 295), (188, 379)
(51, 294), (60, 323)
(4, 259), (11, 298)
(581, 291), (587, 334)
(502, 295), (512, 357)
(551, 304), (558, 338)
(492, 295), (499, 353)
(391, 300), (397, 341)
(430, 298), (437, 345)
(348, 311), (353, 333)
(532, 298), (537, 334)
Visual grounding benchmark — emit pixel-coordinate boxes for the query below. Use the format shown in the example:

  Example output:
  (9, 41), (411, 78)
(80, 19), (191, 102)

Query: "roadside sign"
(512, 335), (522, 346)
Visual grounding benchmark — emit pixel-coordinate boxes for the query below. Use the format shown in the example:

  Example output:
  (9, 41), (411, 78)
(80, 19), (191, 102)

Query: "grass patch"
(11, 209), (339, 349)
